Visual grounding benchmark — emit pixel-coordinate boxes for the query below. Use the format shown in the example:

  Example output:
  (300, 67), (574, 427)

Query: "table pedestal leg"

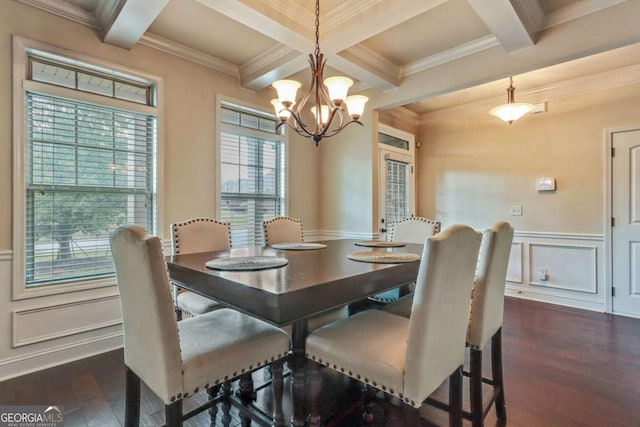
(290, 320), (308, 427)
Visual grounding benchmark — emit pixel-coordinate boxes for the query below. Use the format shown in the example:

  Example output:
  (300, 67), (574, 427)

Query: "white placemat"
(205, 256), (288, 271)
(354, 240), (406, 248)
(270, 242), (327, 250)
(347, 251), (420, 264)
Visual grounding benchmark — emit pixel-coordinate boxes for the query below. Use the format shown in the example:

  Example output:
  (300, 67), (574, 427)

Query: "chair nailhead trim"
(177, 393), (182, 398)
(194, 387), (199, 393)
(171, 396), (176, 402)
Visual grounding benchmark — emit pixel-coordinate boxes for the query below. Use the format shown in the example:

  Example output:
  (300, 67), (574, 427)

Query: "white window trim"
(12, 35), (164, 300)
(214, 95), (289, 223)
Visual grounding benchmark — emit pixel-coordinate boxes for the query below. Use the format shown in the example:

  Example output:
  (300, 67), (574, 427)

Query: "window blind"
(25, 92), (156, 285)
(219, 114), (285, 248)
(385, 159), (409, 225)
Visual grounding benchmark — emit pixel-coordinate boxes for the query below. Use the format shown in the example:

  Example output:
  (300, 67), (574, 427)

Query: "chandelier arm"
(321, 105), (344, 135)
(322, 119), (364, 139)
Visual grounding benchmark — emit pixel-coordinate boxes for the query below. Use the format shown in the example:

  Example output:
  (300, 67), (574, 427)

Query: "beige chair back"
(390, 217), (441, 244)
(404, 224), (481, 404)
(467, 221), (514, 350)
(171, 218), (231, 255)
(110, 225), (183, 403)
(263, 217), (303, 245)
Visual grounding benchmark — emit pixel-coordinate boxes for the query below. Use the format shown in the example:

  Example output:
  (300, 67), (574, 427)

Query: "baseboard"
(505, 285), (605, 312)
(0, 331), (123, 382)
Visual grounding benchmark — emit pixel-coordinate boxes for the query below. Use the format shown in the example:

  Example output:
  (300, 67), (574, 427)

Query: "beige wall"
(417, 83), (640, 233)
(0, 0), (320, 378)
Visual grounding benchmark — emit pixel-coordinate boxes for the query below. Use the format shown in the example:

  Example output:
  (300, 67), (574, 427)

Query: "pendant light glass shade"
(489, 77), (534, 124)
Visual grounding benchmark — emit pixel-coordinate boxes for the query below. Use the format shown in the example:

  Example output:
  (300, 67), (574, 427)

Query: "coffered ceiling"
(15, 0), (640, 112)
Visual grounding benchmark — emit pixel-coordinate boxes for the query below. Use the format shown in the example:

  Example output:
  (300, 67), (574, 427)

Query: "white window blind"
(219, 105), (285, 247)
(385, 159), (410, 225)
(25, 92), (156, 285)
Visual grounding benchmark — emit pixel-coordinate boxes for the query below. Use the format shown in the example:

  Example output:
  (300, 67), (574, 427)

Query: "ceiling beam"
(101, 0), (170, 50)
(466, 0), (539, 52)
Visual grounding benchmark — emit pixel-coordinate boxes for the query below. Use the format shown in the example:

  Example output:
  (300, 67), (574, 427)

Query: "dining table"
(166, 238), (423, 426)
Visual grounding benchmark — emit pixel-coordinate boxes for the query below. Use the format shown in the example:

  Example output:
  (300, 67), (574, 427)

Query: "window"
(13, 37), (158, 297)
(218, 103), (286, 247)
(377, 124), (415, 237)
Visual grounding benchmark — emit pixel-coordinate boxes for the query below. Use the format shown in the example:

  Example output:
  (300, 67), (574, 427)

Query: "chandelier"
(488, 77), (534, 124)
(271, 0), (368, 146)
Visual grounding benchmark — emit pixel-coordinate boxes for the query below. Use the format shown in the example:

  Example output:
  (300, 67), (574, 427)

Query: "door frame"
(604, 124), (640, 315)
(377, 124), (416, 236)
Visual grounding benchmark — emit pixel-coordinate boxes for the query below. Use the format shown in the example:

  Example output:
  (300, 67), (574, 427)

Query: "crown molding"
(400, 35), (500, 79)
(139, 33), (239, 79)
(379, 106), (419, 131)
(420, 63), (640, 125)
(543, 0), (627, 29)
(259, 0), (314, 32)
(343, 43), (399, 85)
(323, 0), (384, 33)
(240, 43), (297, 78)
(15, 0), (100, 28)
(512, 0), (544, 34)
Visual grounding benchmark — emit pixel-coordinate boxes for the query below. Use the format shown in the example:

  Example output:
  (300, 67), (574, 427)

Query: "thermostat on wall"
(537, 177), (556, 191)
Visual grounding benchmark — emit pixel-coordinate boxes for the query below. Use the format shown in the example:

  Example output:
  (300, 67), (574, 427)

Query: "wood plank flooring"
(0, 297), (639, 426)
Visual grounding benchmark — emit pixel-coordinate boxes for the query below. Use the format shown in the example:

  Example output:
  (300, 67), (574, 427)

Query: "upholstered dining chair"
(110, 224), (290, 427)
(263, 216), (304, 245)
(262, 216), (348, 332)
(170, 218), (231, 320)
(370, 216), (441, 303)
(384, 221), (514, 427)
(306, 224), (482, 426)
(389, 216), (441, 244)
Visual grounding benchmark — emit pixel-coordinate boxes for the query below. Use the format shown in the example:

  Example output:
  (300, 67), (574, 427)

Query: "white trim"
(0, 331), (123, 382)
(604, 124), (640, 315)
(400, 35), (500, 79)
(12, 35), (163, 299)
(323, 0), (384, 33)
(506, 241), (524, 283)
(310, 230), (376, 241)
(505, 286), (605, 313)
(543, 0), (627, 29)
(514, 231), (604, 241)
(527, 242), (598, 294)
(14, 0), (100, 28)
(139, 33), (240, 79)
(12, 295), (122, 347)
(0, 250), (12, 261)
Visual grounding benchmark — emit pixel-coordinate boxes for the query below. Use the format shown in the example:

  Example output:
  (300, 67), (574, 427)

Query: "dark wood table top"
(167, 239), (422, 327)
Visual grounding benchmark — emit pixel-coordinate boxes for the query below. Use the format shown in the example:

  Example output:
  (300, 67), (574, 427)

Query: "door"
(612, 128), (640, 317)
(378, 125), (415, 238)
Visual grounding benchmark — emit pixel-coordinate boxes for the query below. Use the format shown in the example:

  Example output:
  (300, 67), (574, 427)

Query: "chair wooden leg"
(220, 381), (232, 426)
(175, 308), (183, 321)
(470, 347), (484, 427)
(492, 328), (507, 422)
(207, 385), (220, 426)
(362, 384), (376, 425)
(165, 400), (182, 427)
(124, 367), (141, 427)
(271, 360), (285, 427)
(307, 361), (321, 427)
(449, 366), (463, 427)
(238, 372), (254, 427)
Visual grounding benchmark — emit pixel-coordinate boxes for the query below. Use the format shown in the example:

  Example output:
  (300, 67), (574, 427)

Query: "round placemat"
(205, 256), (288, 271)
(354, 240), (406, 248)
(270, 242), (327, 250)
(347, 251), (420, 264)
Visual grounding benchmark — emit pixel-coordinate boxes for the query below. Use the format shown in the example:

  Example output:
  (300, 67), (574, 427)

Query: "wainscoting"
(0, 230), (606, 382)
(505, 232), (605, 312)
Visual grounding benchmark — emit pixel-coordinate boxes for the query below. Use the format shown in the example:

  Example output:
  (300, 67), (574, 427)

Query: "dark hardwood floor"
(1, 297), (639, 426)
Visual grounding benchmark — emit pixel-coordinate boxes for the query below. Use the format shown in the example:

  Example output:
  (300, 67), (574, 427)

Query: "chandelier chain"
(314, 0), (320, 57)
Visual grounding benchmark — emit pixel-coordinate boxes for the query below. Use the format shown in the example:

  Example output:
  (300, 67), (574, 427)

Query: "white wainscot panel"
(528, 243), (597, 293)
(632, 242), (640, 296)
(506, 242), (523, 283)
(12, 296), (122, 347)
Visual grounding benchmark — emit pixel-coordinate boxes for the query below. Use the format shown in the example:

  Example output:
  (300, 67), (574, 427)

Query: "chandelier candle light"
(271, 0), (368, 146)
(489, 77), (534, 124)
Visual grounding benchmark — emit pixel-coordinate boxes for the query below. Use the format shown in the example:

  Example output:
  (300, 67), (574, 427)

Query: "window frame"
(215, 95), (289, 247)
(377, 124), (416, 238)
(12, 36), (164, 300)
